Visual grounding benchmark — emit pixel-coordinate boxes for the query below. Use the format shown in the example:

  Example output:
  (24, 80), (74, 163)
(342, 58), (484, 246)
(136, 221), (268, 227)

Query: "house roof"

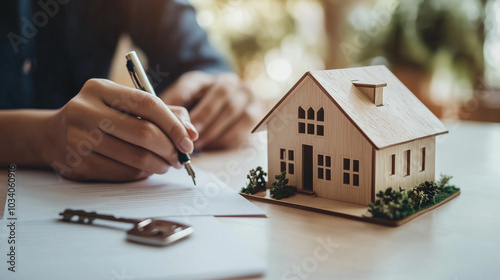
(252, 65), (448, 149)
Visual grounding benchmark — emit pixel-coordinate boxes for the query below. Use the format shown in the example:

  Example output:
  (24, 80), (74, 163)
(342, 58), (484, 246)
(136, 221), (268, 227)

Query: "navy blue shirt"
(0, 0), (230, 109)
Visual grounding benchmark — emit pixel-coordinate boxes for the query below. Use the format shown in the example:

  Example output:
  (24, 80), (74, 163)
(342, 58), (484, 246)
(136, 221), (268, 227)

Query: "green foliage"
(435, 185), (460, 204)
(369, 175), (459, 221)
(241, 166), (267, 195)
(407, 188), (425, 210)
(270, 171), (297, 200)
(408, 181), (439, 209)
(368, 187), (414, 220)
(437, 174), (453, 190)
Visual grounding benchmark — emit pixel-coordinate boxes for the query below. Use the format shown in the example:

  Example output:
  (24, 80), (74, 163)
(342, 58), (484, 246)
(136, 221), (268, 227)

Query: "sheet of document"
(0, 216), (265, 280)
(5, 167), (264, 221)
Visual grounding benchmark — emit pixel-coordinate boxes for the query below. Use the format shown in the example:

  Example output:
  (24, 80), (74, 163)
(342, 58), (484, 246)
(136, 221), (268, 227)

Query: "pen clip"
(126, 60), (146, 92)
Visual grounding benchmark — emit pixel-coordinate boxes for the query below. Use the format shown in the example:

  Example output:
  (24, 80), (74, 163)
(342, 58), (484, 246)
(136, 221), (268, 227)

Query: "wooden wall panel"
(374, 137), (436, 194)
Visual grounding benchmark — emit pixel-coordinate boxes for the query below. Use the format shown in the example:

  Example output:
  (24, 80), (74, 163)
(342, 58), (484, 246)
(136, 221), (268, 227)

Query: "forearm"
(0, 110), (54, 167)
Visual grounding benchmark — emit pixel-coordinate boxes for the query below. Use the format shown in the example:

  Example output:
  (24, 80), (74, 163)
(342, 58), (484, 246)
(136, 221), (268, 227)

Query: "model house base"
(240, 189), (460, 227)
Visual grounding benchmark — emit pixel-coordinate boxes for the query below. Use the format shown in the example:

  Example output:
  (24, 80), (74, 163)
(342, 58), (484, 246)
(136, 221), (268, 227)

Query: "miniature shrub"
(436, 174), (459, 202)
(368, 187), (414, 220)
(270, 171), (297, 199)
(437, 174), (453, 190)
(408, 188), (425, 210)
(408, 181), (439, 209)
(241, 166), (267, 194)
(369, 175), (458, 221)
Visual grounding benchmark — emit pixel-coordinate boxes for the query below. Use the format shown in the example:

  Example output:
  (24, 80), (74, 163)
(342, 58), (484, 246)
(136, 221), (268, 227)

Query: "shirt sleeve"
(122, 0), (232, 92)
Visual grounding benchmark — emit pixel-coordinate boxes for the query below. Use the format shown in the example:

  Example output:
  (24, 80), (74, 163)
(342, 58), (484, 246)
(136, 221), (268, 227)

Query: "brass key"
(59, 209), (194, 246)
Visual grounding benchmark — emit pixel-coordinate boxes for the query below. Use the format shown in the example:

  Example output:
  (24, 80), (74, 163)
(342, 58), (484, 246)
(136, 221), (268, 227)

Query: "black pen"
(125, 51), (196, 185)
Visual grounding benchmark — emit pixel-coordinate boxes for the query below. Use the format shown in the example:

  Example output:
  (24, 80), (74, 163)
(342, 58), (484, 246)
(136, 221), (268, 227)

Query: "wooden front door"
(302, 144), (313, 190)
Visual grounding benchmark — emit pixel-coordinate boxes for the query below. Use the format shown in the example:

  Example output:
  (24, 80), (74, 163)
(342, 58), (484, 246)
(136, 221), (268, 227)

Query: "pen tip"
(184, 162), (196, 186)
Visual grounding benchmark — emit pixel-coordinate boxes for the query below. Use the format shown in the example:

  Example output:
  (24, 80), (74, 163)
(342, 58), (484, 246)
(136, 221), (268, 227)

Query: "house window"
(317, 125), (324, 136)
(391, 154), (395, 175)
(297, 106), (325, 137)
(280, 148), (295, 175)
(307, 123), (315, 135)
(298, 107), (305, 119)
(343, 158), (360, 186)
(343, 158), (350, 171)
(404, 150), (410, 176)
(316, 107), (325, 135)
(317, 154), (332, 181)
(298, 107), (306, 134)
(307, 107), (315, 120)
(343, 172), (349, 184)
(317, 108), (324, 121)
(421, 147), (426, 171)
(298, 122), (305, 133)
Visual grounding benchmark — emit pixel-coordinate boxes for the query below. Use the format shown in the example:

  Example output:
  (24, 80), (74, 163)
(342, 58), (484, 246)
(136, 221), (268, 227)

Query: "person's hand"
(43, 79), (198, 182)
(160, 71), (263, 150)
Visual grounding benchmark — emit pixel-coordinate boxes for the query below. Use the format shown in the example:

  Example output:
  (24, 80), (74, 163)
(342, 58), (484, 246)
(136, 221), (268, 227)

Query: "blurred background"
(112, 0), (500, 122)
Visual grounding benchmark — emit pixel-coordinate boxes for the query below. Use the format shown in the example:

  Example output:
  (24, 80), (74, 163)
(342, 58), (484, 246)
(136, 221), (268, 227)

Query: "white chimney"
(352, 80), (387, 106)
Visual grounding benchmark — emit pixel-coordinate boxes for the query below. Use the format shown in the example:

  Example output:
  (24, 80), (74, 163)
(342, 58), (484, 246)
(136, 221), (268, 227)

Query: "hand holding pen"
(126, 51), (197, 184)
(39, 68), (198, 182)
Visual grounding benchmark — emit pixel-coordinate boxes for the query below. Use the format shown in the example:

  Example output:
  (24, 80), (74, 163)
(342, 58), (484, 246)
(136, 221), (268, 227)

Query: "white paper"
(0, 216), (265, 280)
(8, 167), (264, 221)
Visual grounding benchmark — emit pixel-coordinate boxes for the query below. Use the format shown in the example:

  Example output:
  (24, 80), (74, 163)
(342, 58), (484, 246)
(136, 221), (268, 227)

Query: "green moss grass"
(434, 185), (460, 204)
(368, 176), (460, 221)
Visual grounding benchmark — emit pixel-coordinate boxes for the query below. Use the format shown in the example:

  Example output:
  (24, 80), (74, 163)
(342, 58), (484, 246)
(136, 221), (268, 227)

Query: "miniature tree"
(241, 166), (267, 195)
(368, 187), (414, 220)
(407, 181), (439, 210)
(408, 188), (425, 210)
(434, 174), (459, 203)
(270, 171), (297, 199)
(437, 174), (453, 189)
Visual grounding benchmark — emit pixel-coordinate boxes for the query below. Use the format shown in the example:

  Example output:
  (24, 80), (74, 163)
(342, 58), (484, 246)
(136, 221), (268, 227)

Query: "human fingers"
(90, 132), (171, 174)
(91, 105), (183, 169)
(169, 105), (199, 141)
(195, 84), (251, 148)
(201, 101), (263, 150)
(84, 79), (194, 154)
(188, 85), (228, 135)
(189, 73), (243, 135)
(160, 71), (214, 108)
(62, 151), (152, 182)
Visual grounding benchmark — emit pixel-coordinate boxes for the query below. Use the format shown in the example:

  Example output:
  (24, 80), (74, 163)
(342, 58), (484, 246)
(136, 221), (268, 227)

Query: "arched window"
(298, 107), (305, 119)
(307, 107), (315, 120)
(317, 108), (324, 122)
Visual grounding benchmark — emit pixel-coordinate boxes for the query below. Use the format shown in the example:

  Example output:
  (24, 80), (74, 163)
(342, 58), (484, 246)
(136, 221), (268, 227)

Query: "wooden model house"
(252, 66), (448, 205)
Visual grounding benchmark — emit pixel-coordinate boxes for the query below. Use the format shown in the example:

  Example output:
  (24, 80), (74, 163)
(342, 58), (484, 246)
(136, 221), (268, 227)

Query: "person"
(0, 0), (262, 181)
